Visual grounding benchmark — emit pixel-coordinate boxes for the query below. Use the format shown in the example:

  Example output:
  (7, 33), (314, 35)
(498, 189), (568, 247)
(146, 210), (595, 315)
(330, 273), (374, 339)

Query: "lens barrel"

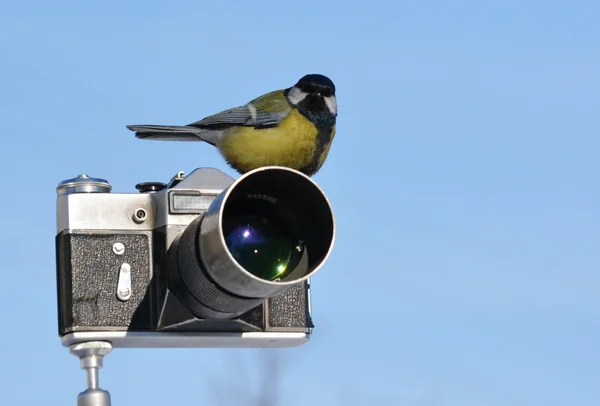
(175, 166), (335, 318)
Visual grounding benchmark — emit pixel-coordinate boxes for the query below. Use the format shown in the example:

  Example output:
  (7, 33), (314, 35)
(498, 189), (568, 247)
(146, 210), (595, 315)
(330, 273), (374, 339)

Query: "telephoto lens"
(174, 166), (335, 319)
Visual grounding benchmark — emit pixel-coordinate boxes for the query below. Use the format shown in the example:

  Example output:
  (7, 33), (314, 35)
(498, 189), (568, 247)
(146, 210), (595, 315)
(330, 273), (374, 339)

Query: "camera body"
(55, 167), (335, 349)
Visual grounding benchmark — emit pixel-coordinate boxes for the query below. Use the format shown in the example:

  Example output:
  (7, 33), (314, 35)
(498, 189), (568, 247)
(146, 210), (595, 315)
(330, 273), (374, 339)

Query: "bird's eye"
(321, 88), (333, 97)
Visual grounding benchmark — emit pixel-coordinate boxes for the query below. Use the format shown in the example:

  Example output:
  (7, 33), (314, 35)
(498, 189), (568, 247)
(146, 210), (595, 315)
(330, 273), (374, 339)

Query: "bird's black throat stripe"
(295, 102), (336, 176)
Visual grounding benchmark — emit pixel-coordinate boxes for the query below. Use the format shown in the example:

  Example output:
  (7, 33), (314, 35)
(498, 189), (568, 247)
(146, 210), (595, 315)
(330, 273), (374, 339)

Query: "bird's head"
(286, 73), (337, 116)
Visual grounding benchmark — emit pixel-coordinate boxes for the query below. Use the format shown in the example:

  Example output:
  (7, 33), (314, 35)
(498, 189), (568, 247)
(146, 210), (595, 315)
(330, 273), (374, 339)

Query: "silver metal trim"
(56, 167), (237, 233)
(61, 331), (309, 348)
(57, 174), (112, 196)
(199, 166), (336, 298)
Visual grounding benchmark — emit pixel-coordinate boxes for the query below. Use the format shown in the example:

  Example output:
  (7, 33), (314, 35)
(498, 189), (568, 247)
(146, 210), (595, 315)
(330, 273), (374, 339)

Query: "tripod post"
(69, 341), (113, 406)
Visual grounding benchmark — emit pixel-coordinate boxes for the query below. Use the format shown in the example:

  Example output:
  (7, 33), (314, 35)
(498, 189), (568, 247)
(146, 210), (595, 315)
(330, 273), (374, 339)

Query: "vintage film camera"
(55, 166), (335, 349)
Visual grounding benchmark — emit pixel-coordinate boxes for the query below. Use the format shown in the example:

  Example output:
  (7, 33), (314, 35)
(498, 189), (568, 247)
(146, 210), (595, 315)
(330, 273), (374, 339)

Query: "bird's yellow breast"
(217, 109), (319, 173)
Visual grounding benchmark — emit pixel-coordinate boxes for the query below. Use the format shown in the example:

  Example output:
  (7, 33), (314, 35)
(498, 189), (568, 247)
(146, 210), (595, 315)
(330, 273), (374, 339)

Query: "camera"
(55, 166), (335, 349)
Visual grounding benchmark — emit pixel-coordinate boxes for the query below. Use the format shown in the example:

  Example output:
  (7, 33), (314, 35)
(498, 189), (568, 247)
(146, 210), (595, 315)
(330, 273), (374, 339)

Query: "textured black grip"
(177, 216), (265, 314)
(268, 282), (310, 328)
(56, 232), (154, 334)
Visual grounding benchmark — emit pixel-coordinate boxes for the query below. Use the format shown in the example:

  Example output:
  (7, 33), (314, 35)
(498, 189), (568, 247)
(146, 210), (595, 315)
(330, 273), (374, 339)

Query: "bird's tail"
(126, 124), (217, 145)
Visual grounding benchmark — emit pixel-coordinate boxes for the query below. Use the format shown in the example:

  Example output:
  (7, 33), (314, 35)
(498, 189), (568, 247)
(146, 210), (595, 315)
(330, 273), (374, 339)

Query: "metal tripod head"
(69, 341), (113, 406)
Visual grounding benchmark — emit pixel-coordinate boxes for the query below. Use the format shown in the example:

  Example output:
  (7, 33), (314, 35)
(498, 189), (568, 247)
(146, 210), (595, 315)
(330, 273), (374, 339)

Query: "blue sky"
(1, 1), (599, 405)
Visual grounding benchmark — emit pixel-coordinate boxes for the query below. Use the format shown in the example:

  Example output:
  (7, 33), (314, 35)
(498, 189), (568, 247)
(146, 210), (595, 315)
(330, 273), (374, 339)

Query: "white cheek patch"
(287, 87), (308, 105)
(324, 96), (337, 115)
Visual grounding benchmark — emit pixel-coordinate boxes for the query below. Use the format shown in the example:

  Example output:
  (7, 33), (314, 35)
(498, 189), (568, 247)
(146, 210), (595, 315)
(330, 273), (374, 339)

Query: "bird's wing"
(188, 90), (292, 129)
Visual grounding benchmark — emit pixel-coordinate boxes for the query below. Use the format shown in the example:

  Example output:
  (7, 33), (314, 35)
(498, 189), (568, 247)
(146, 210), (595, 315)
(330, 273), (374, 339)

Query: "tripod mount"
(69, 341), (113, 406)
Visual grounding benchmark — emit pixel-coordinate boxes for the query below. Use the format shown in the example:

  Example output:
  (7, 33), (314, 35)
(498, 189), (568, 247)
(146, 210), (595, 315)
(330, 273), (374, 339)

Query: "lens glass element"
(223, 213), (302, 281)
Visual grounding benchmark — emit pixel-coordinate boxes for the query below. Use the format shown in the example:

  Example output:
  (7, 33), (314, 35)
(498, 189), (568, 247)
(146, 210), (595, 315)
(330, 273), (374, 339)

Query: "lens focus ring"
(177, 215), (265, 315)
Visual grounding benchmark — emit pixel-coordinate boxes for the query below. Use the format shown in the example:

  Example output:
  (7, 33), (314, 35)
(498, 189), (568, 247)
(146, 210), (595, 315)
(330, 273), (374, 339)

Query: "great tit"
(126, 73), (337, 177)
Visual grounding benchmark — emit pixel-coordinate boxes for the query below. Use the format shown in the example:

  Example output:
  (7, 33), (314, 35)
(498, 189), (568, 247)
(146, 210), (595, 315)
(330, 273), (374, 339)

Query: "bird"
(126, 73), (337, 177)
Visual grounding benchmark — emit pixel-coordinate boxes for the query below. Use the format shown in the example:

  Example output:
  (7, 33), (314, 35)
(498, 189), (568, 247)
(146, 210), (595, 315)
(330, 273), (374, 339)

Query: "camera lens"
(171, 167), (334, 320)
(188, 166), (334, 312)
(223, 205), (303, 281)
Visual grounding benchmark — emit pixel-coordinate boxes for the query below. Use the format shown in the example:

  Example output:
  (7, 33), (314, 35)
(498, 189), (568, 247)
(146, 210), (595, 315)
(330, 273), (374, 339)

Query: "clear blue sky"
(1, 1), (599, 405)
